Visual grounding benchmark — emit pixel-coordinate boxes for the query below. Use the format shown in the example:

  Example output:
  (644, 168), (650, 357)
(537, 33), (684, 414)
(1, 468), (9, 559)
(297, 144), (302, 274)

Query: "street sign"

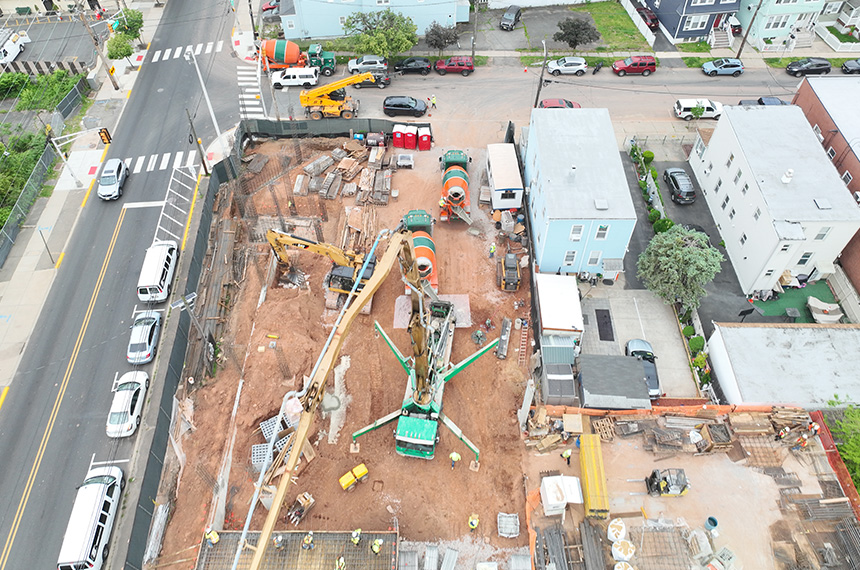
(109, 66), (115, 75)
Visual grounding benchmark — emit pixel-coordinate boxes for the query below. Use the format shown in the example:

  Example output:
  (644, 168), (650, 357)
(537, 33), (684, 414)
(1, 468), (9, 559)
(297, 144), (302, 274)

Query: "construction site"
(147, 114), (860, 570)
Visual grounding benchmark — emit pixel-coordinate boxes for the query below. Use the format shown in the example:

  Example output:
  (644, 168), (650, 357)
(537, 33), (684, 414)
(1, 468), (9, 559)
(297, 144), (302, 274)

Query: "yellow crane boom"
(299, 71), (375, 120)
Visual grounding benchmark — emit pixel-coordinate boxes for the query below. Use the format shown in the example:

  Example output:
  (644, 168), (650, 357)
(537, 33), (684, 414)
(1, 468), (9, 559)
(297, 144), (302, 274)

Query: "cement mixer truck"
(259, 40), (336, 76)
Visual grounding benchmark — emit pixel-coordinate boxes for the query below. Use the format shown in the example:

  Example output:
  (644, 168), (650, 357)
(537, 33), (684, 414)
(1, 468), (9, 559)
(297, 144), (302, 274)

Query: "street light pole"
(185, 48), (232, 168)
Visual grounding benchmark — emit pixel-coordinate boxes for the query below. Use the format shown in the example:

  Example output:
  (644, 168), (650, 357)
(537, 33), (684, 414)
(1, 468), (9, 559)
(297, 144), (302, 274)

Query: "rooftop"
(529, 108), (636, 221)
(805, 76), (860, 156)
(723, 105), (860, 223)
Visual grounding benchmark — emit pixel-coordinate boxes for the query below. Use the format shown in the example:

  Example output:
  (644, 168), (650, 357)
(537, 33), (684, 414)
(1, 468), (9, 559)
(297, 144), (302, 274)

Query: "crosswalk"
(122, 151), (199, 175)
(237, 66), (266, 120)
(148, 41), (225, 64)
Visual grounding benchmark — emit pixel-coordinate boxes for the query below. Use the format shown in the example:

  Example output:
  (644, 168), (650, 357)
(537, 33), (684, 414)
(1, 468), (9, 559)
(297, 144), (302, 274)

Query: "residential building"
(638, 0), (741, 45)
(522, 108), (636, 280)
(687, 105), (860, 296)
(708, 322), (860, 407)
(817, 0), (860, 36)
(735, 0), (821, 51)
(276, 0), (469, 40)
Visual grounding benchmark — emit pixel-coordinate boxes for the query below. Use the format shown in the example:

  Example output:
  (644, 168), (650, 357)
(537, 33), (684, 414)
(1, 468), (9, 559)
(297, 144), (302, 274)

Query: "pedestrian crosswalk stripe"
(173, 48), (182, 59)
(216, 40), (224, 52)
(243, 113), (266, 119)
(186, 152), (196, 168)
(163, 48), (172, 60)
(244, 88), (261, 93)
(152, 50), (162, 62)
(195, 43), (203, 55)
(205, 42), (214, 54)
(133, 156), (145, 174)
(147, 155), (158, 172)
(240, 94), (261, 99)
(121, 152), (199, 174)
(159, 153), (171, 170)
(173, 152), (184, 169)
(149, 42), (224, 64)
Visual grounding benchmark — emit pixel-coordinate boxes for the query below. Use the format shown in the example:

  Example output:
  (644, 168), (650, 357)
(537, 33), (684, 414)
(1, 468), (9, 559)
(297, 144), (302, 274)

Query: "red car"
(434, 56), (474, 76)
(262, 0), (279, 11)
(538, 98), (581, 109)
(636, 7), (659, 30)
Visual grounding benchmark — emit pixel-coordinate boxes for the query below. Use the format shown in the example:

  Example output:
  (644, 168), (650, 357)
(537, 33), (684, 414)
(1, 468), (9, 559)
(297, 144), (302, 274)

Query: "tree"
(637, 225), (724, 311)
(106, 33), (134, 66)
(425, 21), (459, 55)
(112, 8), (144, 40)
(829, 397), (860, 489)
(691, 104), (705, 124)
(343, 9), (418, 61)
(553, 18), (600, 50)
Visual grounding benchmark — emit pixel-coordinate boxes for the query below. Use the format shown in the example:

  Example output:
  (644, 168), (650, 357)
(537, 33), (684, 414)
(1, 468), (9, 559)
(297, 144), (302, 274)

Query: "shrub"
(643, 150), (654, 165)
(651, 167), (658, 181)
(629, 145), (640, 160)
(692, 352), (708, 369)
(653, 218), (674, 233)
(682, 325), (694, 337)
(0, 72), (31, 97)
(648, 209), (661, 224)
(689, 336), (705, 354)
(699, 371), (711, 386)
(638, 179), (647, 191)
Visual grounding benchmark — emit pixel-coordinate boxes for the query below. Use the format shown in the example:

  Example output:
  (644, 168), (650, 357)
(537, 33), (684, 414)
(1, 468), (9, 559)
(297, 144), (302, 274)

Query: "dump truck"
(306, 43), (336, 76)
(299, 72), (374, 120)
(259, 39), (308, 72)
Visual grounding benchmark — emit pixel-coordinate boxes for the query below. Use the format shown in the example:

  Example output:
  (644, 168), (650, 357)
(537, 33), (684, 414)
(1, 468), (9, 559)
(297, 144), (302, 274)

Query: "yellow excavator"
(266, 229), (376, 296)
(299, 71), (374, 119)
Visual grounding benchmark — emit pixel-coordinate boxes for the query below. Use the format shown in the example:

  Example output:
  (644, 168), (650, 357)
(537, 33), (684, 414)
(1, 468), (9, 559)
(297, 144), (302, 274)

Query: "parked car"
(261, 0), (279, 11)
(625, 339), (661, 400)
(612, 55), (657, 77)
(842, 58), (860, 74)
(353, 73), (390, 89)
(106, 371), (149, 438)
(394, 56), (431, 75)
(538, 98), (581, 109)
(127, 311), (162, 365)
(786, 57), (831, 77)
(348, 55), (388, 74)
(728, 15), (742, 36)
(702, 58), (744, 77)
(664, 168), (696, 204)
(434, 56), (474, 76)
(636, 7), (659, 30)
(500, 5), (522, 30)
(673, 98), (723, 121)
(546, 56), (587, 76)
(97, 158), (129, 200)
(737, 96), (790, 106)
(382, 96), (428, 117)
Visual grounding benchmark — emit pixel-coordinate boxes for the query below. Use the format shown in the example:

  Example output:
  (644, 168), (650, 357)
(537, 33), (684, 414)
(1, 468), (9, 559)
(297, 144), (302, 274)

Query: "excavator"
(299, 71), (375, 120)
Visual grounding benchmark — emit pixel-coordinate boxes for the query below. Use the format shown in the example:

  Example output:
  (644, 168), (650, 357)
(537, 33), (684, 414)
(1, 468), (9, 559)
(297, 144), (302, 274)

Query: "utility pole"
(186, 108), (211, 175)
(735, 0), (764, 60)
(77, 2), (120, 90)
(533, 40), (547, 108)
(471, 1), (478, 60)
(247, 0), (258, 40)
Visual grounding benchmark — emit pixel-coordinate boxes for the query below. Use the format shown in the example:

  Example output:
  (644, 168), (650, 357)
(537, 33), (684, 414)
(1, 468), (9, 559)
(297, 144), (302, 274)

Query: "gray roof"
(723, 106), (860, 223)
(578, 355), (652, 410)
(279, 0), (295, 16)
(805, 76), (860, 160)
(529, 109), (636, 221)
(712, 323), (860, 408)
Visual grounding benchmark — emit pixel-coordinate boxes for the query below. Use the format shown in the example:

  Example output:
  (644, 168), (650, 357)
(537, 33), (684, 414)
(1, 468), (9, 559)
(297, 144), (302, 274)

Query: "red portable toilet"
(404, 126), (418, 150)
(418, 127), (432, 151)
(392, 125), (405, 148)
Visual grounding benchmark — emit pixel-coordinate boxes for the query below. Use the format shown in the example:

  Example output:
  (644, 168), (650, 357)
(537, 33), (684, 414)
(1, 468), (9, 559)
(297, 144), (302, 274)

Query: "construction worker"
(371, 538), (383, 555)
(775, 426), (791, 441)
(335, 556), (346, 570)
(351, 528), (362, 546)
(204, 527), (220, 548)
(489, 243), (496, 259)
(792, 434), (809, 451)
(302, 531), (315, 550)
(808, 421), (821, 437)
(468, 513), (479, 533)
(560, 448), (572, 466)
(449, 451), (461, 469)
(430, 94), (437, 109)
(439, 197), (446, 208)
(272, 534), (285, 551)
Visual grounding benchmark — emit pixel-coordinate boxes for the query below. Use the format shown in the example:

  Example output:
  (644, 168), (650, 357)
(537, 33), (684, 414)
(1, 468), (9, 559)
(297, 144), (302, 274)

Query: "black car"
(663, 167), (696, 204)
(500, 5), (521, 31)
(394, 57), (431, 76)
(842, 58), (860, 74)
(737, 96), (790, 106)
(382, 96), (428, 117)
(786, 57), (831, 77)
(353, 73), (391, 89)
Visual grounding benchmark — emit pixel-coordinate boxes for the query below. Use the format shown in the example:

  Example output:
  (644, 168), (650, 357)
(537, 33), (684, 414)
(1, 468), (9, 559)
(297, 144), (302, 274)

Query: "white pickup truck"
(0, 29), (31, 65)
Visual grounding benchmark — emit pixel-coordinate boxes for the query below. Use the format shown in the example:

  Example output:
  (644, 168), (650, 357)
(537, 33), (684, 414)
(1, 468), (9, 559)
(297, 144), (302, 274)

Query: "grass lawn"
(676, 41), (711, 53)
(567, 3), (651, 52)
(827, 26), (860, 43)
(682, 56), (711, 68)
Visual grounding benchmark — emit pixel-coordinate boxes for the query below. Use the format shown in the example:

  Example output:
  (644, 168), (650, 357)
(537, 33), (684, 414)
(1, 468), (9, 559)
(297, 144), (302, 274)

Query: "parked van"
(0, 29), (30, 65)
(673, 98), (723, 121)
(487, 143), (524, 211)
(137, 240), (178, 303)
(271, 67), (319, 89)
(56, 466), (124, 570)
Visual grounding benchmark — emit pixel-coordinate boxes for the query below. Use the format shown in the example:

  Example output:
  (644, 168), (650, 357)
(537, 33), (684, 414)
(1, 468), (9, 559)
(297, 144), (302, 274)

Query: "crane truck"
(300, 72), (375, 120)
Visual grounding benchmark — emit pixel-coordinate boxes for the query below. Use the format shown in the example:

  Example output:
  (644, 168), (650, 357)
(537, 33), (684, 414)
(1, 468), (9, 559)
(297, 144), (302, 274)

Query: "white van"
(137, 240), (178, 303)
(56, 466), (124, 570)
(271, 67), (319, 89)
(0, 29), (30, 65)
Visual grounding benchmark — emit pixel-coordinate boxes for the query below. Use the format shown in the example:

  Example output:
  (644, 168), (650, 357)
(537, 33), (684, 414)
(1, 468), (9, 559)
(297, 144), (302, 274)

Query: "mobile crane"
(300, 71), (375, 120)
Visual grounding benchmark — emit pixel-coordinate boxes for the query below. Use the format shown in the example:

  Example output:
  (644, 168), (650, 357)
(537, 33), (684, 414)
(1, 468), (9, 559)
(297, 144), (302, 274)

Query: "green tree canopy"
(113, 8), (144, 39)
(107, 33), (134, 62)
(829, 400), (860, 489)
(425, 21), (459, 55)
(552, 18), (600, 50)
(343, 9), (418, 60)
(637, 225), (724, 311)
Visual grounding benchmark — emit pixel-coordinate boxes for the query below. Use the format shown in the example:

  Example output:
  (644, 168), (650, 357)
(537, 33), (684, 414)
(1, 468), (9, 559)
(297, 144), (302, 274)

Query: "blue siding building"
(640, 0), (740, 44)
(523, 109), (636, 280)
(277, 0), (470, 40)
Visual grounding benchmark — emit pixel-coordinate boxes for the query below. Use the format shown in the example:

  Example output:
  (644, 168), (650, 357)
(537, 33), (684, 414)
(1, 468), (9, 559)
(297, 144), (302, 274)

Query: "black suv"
(786, 58), (831, 77)
(382, 96), (427, 117)
(393, 57), (431, 76)
(500, 5), (521, 31)
(664, 168), (696, 204)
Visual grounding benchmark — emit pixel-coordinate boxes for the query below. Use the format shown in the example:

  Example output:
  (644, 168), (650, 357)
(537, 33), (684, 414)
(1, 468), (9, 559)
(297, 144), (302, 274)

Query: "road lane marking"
(173, 48), (182, 60)
(123, 201), (166, 209)
(0, 387), (8, 414)
(55, 252), (65, 269)
(0, 209), (127, 570)
(133, 156), (145, 174)
(216, 40), (224, 52)
(159, 153), (171, 170)
(195, 43), (202, 55)
(181, 171), (203, 251)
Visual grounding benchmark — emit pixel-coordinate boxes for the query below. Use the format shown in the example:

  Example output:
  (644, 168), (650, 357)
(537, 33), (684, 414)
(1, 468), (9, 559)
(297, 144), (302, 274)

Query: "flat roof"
(535, 274), (584, 334)
(712, 322), (860, 407)
(529, 108), (635, 220)
(723, 106), (860, 223)
(578, 354), (651, 410)
(805, 76), (860, 156)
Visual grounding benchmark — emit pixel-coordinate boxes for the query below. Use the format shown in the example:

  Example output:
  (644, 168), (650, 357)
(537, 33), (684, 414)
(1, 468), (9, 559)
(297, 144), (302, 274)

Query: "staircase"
(708, 29), (732, 49)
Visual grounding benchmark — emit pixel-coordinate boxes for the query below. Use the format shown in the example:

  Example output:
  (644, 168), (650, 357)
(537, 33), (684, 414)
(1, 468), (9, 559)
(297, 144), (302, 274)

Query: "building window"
(563, 251), (577, 266)
(812, 124), (824, 142)
(695, 138), (706, 158)
(742, 183), (748, 195)
(775, 0), (798, 4)
(729, 208), (736, 219)
(596, 225), (609, 240)
(286, 19), (295, 28)
(823, 1), (840, 13)
(844, 171), (854, 185)
(721, 195), (730, 210)
(690, 0), (714, 4)
(339, 15), (347, 25)
(376, 0), (389, 4)
(714, 178), (722, 194)
(765, 269), (774, 277)
(725, 153), (734, 169)
(740, 234), (747, 246)
(827, 147), (836, 159)
(815, 227), (831, 240)
(733, 169), (743, 185)
(764, 14), (791, 29)
(570, 225), (583, 241)
(798, 252), (813, 265)
(683, 14), (709, 30)
(753, 207), (761, 220)
(781, 244), (791, 252)
(588, 251), (601, 265)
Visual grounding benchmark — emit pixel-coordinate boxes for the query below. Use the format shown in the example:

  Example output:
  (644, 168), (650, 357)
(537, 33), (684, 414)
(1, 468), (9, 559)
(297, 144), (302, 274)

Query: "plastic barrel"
(705, 517), (718, 531)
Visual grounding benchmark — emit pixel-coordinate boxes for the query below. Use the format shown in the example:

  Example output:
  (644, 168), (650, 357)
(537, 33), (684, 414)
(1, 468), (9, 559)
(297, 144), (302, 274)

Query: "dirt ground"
(157, 134), (532, 568)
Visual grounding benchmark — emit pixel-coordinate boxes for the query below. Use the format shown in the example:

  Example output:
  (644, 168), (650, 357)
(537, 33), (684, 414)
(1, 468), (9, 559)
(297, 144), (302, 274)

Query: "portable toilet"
(392, 124), (405, 148)
(404, 125), (418, 150)
(418, 127), (432, 151)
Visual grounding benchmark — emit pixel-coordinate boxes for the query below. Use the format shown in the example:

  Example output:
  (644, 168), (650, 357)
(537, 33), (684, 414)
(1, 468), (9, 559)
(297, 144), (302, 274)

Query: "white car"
(106, 371), (149, 438)
(546, 56), (588, 77)
(347, 55), (388, 74)
(673, 98), (723, 121)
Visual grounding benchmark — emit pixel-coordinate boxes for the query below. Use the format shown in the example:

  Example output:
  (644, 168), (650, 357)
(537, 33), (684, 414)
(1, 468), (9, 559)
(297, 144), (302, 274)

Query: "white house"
(688, 106), (860, 296)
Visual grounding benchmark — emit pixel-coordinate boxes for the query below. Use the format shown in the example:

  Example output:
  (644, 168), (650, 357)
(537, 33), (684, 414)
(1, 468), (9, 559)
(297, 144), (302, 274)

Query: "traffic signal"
(98, 128), (112, 144)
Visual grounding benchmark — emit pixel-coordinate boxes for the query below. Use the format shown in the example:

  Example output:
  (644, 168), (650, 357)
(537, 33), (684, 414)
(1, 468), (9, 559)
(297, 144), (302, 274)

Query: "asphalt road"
(0, 0), (238, 567)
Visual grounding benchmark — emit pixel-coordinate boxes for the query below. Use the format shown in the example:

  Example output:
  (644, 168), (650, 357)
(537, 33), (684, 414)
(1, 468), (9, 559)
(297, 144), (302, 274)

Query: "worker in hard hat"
(775, 426), (790, 441)
(560, 448), (572, 466)
(302, 531), (315, 550)
(204, 527), (220, 547)
(351, 528), (362, 546)
(808, 421), (821, 437)
(792, 433), (809, 451)
(272, 534), (285, 551)
(335, 555), (346, 570)
(468, 513), (479, 532)
(449, 451), (461, 470)
(439, 197), (447, 208)
(371, 538), (384, 555)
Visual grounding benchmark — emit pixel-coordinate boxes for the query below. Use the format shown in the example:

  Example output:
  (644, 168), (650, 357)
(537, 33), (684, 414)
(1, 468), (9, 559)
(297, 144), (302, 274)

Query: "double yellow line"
(0, 208), (127, 569)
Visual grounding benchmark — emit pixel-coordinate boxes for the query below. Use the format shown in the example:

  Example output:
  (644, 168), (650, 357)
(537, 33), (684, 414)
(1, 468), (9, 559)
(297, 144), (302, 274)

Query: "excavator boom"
(267, 229), (361, 268)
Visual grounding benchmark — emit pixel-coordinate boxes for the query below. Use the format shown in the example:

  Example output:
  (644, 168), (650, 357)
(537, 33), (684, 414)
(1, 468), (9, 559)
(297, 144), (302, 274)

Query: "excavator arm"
(299, 71), (375, 107)
(266, 229), (362, 269)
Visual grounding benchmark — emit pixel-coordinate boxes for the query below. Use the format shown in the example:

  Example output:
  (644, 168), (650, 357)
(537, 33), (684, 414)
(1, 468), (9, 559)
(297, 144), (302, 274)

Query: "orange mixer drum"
(411, 231), (438, 292)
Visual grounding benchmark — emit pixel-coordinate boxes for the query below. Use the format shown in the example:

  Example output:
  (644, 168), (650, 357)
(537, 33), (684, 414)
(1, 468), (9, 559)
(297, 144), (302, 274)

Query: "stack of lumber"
(368, 169), (392, 205)
(335, 156), (366, 181)
(320, 171), (343, 200)
(368, 146), (386, 170)
(355, 168), (375, 204)
(702, 423), (733, 451)
(338, 207), (377, 253)
(771, 406), (809, 429)
(729, 411), (772, 435)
